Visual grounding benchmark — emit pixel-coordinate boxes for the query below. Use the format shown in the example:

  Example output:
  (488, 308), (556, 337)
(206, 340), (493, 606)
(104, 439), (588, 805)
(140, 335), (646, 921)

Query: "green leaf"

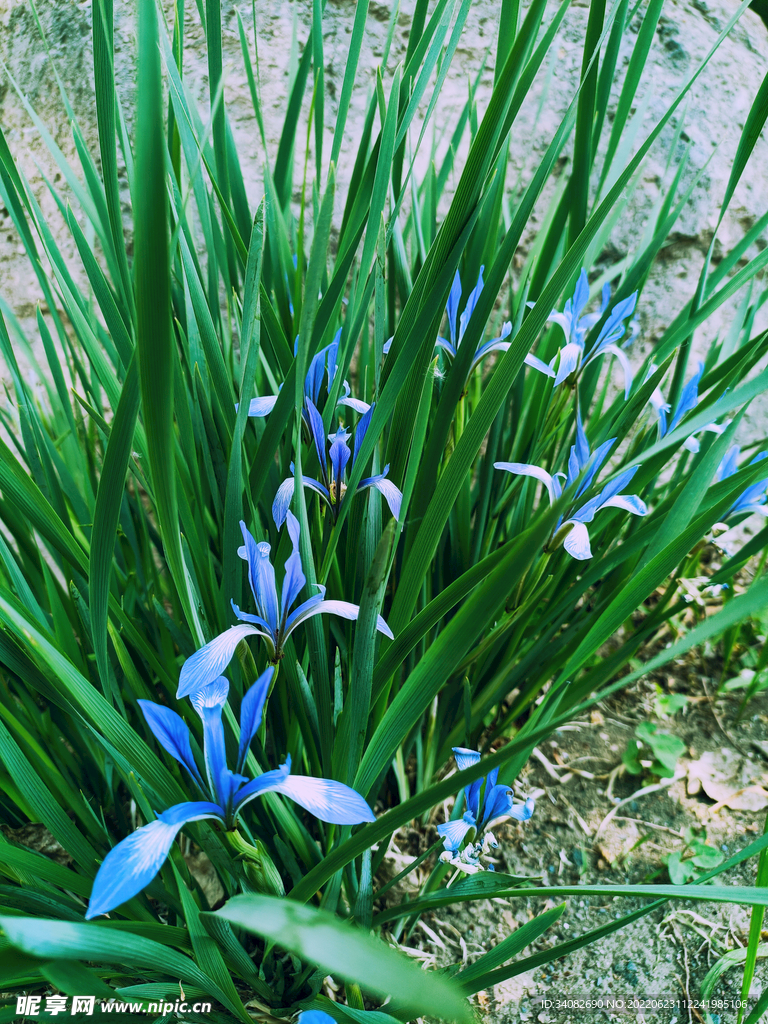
(89, 354), (140, 701)
(212, 895), (473, 1023)
(456, 904), (565, 993)
(0, 917), (244, 1019)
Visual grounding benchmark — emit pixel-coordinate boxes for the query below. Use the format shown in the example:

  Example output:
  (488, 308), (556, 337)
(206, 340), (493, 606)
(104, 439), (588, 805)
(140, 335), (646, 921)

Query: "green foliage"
(623, 721), (687, 779)
(0, 0), (765, 1017)
(666, 827), (725, 885)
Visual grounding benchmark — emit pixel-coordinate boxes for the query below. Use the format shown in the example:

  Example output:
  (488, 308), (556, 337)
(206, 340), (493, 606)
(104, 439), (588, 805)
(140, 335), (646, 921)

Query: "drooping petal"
(236, 666), (275, 773)
(731, 501), (768, 518)
(280, 509), (306, 622)
(553, 342), (582, 387)
(137, 701), (204, 788)
(358, 469), (402, 520)
(337, 380), (371, 415)
(178, 624), (272, 699)
(305, 398), (328, 486)
(600, 494), (648, 517)
(436, 336), (458, 359)
(506, 796), (536, 822)
(524, 352), (556, 377)
(274, 773), (377, 824)
(235, 754), (373, 824)
(547, 310), (573, 342)
(301, 476), (333, 508)
(683, 435), (701, 454)
(190, 677), (230, 805)
(437, 812), (476, 853)
(284, 596), (394, 641)
(241, 395), (278, 417)
(233, 762), (291, 812)
(597, 343), (634, 399)
(272, 478), (295, 530)
(563, 521), (592, 560)
(85, 802), (224, 919)
(493, 462), (558, 506)
(239, 521), (280, 635)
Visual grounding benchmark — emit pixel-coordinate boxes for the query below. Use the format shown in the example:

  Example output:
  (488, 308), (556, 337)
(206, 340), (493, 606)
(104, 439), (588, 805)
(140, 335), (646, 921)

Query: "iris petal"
(273, 774), (376, 824)
(190, 677), (230, 806)
(305, 398), (328, 484)
(358, 470), (402, 520)
(284, 597), (394, 641)
(437, 815), (475, 853)
(280, 510), (306, 622)
(237, 667), (274, 773)
(272, 478), (295, 530)
(178, 624), (271, 699)
(493, 462), (558, 506)
(242, 395), (278, 417)
(553, 342), (582, 386)
(137, 701), (204, 787)
(563, 521), (592, 560)
(85, 801), (224, 919)
(239, 522), (279, 634)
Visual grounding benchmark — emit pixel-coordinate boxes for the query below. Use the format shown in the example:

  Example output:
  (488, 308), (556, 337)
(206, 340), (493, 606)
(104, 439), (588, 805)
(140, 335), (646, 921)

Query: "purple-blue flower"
(494, 413), (647, 559)
(85, 668), (375, 919)
(716, 444), (768, 520)
(383, 269), (554, 380)
(178, 511), (393, 697)
(238, 329), (369, 418)
(435, 267), (554, 381)
(438, 747), (534, 872)
(538, 269), (637, 397)
(648, 361), (727, 454)
(271, 401), (402, 529)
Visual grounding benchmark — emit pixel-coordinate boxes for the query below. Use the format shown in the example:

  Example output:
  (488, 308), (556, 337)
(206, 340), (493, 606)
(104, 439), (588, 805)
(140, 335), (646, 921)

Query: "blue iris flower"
(539, 269), (638, 397)
(178, 511), (393, 697)
(382, 268), (554, 380)
(716, 445), (768, 520)
(648, 361), (726, 454)
(494, 413), (647, 560)
(85, 668), (375, 919)
(271, 401), (402, 529)
(239, 329), (370, 418)
(434, 267), (555, 381)
(437, 747), (534, 871)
